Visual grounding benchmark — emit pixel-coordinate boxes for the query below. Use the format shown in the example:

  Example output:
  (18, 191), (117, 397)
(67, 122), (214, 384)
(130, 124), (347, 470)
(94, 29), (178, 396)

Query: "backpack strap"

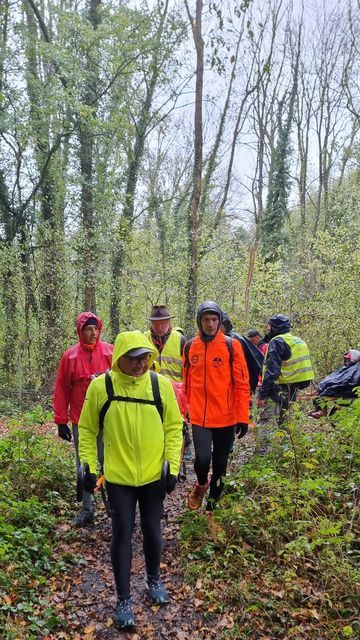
(183, 338), (194, 394)
(99, 369), (113, 432)
(150, 370), (163, 422)
(99, 369), (163, 433)
(224, 335), (234, 385)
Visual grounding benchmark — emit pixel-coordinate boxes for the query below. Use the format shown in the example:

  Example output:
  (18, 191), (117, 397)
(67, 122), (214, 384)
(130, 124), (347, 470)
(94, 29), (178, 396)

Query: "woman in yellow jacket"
(78, 331), (182, 629)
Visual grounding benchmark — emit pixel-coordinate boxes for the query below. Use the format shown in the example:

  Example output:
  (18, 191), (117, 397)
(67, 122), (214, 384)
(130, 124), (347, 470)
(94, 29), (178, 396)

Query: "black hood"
(267, 314), (291, 339)
(221, 311), (233, 334)
(196, 300), (222, 342)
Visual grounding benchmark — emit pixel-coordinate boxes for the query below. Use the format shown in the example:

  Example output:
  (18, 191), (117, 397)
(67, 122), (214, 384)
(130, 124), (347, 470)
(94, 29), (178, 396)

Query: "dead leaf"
(83, 625), (96, 634)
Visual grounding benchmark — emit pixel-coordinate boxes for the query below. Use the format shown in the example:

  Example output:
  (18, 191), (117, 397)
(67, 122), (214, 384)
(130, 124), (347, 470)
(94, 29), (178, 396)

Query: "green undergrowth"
(0, 427), (76, 639)
(180, 401), (360, 640)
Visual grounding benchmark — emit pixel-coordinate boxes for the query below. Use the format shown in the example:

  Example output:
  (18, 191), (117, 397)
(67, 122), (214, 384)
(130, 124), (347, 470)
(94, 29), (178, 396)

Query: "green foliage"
(0, 428), (74, 637)
(180, 404), (360, 639)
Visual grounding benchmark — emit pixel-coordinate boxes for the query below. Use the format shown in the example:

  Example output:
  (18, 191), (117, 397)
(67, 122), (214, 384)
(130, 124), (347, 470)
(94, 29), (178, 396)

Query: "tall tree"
(109, 0), (171, 338)
(260, 25), (299, 261)
(79, 0), (101, 312)
(184, 0), (203, 332)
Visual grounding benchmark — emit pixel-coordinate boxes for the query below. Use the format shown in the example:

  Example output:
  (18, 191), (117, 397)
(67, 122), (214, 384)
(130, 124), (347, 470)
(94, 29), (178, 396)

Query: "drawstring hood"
(196, 301), (222, 342)
(76, 312), (102, 348)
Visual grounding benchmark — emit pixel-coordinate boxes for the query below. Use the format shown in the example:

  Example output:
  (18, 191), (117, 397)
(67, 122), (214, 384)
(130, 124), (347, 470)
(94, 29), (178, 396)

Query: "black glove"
(84, 471), (97, 494)
(235, 423), (248, 439)
(58, 424), (72, 441)
(166, 474), (177, 494)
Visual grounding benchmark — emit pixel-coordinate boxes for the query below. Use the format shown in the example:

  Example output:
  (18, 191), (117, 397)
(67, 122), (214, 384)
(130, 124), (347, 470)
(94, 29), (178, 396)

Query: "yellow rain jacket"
(78, 330), (183, 485)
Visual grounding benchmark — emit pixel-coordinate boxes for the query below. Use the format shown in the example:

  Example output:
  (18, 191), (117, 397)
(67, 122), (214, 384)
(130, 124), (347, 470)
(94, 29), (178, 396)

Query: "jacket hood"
(196, 301), (222, 329)
(267, 314), (291, 338)
(221, 311), (233, 334)
(196, 301), (223, 341)
(76, 312), (103, 345)
(112, 331), (157, 373)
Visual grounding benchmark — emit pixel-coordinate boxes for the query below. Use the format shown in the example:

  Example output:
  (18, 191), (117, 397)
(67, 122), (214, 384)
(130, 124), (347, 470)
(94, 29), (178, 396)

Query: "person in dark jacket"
(309, 349), (360, 418)
(221, 312), (264, 394)
(256, 314), (314, 454)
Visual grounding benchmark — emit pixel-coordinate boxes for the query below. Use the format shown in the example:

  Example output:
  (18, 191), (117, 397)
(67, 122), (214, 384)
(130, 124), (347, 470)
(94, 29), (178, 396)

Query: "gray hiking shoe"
(114, 597), (135, 628)
(71, 508), (94, 528)
(146, 577), (169, 604)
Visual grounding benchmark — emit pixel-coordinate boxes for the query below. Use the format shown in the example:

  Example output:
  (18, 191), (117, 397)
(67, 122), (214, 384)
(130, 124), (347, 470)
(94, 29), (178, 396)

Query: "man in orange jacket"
(183, 301), (250, 511)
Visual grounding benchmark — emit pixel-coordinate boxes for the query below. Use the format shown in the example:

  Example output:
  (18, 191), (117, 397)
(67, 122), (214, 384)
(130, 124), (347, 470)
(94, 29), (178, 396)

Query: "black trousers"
(192, 425), (235, 502)
(106, 480), (163, 600)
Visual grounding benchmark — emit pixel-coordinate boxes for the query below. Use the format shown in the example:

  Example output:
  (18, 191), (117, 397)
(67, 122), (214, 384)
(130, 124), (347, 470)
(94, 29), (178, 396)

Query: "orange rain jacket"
(183, 331), (250, 428)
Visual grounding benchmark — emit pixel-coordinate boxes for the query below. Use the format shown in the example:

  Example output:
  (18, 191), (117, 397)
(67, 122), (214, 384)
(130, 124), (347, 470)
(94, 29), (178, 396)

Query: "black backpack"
(99, 369), (163, 432)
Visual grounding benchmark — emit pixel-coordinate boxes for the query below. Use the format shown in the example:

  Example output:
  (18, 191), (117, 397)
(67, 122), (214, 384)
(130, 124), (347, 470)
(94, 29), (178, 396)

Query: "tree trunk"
(79, 0), (101, 313)
(109, 0), (169, 339)
(184, 0), (203, 333)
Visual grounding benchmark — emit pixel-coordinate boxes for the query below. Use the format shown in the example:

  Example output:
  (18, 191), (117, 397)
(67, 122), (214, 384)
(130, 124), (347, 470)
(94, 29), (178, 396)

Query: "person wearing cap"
(53, 311), (113, 526)
(144, 305), (186, 382)
(78, 331), (182, 629)
(183, 301), (250, 512)
(256, 314), (314, 454)
(247, 329), (267, 355)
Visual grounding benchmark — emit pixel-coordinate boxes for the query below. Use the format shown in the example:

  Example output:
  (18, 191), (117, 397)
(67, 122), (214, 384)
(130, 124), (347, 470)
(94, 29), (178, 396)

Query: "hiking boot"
(205, 498), (217, 513)
(146, 577), (169, 605)
(188, 481), (209, 510)
(71, 508), (94, 528)
(114, 597), (135, 628)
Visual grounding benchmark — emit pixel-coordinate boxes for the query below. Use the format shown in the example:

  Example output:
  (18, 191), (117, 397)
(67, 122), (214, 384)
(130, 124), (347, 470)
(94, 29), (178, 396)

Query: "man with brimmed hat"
(53, 311), (113, 527)
(78, 330), (182, 629)
(145, 305), (191, 460)
(144, 305), (186, 382)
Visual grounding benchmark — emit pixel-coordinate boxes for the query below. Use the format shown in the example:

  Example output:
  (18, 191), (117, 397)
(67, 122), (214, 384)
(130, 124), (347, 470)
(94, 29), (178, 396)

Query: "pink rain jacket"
(53, 312), (113, 425)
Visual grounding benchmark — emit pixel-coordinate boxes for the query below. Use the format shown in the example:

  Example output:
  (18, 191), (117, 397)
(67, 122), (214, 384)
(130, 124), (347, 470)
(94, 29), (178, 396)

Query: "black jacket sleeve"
(258, 337), (291, 401)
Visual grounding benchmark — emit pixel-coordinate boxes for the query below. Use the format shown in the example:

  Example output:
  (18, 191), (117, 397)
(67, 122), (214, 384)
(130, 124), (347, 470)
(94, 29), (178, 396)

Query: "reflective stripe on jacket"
(144, 329), (183, 381)
(264, 333), (314, 384)
(78, 330), (183, 484)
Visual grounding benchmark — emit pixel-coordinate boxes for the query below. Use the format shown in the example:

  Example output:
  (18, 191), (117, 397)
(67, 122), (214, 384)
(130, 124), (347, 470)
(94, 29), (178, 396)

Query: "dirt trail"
(46, 436), (253, 640)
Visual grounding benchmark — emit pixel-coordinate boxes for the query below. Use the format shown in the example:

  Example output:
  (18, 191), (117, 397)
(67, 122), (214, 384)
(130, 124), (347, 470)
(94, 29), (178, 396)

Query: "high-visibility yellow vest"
(144, 329), (183, 381)
(264, 333), (314, 384)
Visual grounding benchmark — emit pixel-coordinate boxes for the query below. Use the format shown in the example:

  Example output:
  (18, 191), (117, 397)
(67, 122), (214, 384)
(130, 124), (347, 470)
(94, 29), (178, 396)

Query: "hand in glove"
(166, 474), (178, 494)
(58, 424), (72, 441)
(235, 423), (248, 439)
(84, 471), (97, 494)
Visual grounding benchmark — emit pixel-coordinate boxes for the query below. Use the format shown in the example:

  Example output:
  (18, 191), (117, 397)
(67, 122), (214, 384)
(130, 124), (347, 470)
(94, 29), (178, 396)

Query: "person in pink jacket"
(53, 312), (113, 526)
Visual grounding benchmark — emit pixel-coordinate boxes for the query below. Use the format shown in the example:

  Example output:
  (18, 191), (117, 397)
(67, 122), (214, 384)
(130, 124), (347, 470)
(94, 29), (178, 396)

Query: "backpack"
(183, 335), (234, 391)
(99, 369), (163, 432)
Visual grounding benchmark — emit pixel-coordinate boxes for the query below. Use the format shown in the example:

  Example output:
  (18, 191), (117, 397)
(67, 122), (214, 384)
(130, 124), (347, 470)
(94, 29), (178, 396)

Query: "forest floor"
(0, 417), (253, 640)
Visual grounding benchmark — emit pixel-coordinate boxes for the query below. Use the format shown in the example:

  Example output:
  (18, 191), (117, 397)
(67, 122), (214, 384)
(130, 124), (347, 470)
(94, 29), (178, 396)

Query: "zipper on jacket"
(202, 343), (208, 427)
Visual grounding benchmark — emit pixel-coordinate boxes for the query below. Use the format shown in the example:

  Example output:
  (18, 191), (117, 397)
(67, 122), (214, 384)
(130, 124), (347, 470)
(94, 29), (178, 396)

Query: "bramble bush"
(0, 428), (75, 639)
(180, 400), (360, 640)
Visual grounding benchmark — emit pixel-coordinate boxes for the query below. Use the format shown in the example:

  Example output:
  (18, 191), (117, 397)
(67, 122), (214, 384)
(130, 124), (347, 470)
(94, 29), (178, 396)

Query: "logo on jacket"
(212, 357), (223, 368)
(191, 355), (199, 364)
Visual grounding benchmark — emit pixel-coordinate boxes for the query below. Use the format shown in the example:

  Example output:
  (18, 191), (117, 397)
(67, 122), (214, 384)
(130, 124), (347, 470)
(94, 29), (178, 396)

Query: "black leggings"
(106, 481), (163, 600)
(192, 425), (235, 502)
